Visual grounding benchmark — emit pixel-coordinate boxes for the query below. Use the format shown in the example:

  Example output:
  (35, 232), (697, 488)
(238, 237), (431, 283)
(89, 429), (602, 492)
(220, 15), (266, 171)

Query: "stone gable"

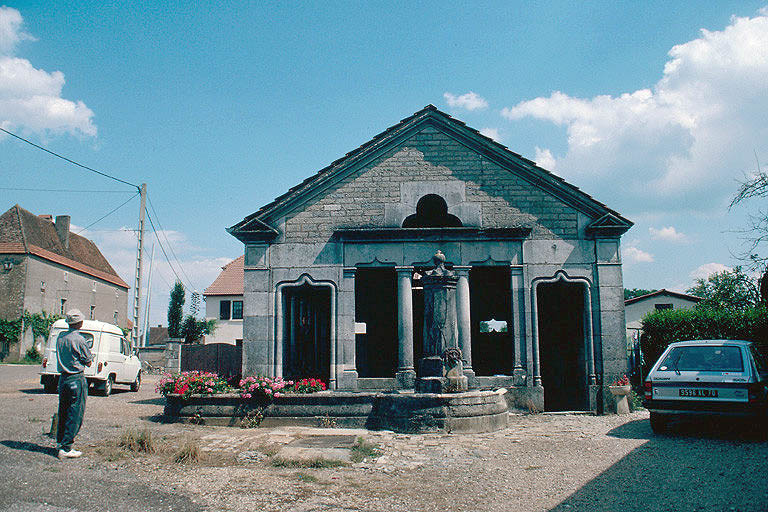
(278, 126), (578, 243)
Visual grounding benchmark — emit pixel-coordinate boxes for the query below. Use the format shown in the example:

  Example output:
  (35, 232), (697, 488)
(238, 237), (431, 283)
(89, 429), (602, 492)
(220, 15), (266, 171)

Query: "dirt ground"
(2, 364), (768, 512)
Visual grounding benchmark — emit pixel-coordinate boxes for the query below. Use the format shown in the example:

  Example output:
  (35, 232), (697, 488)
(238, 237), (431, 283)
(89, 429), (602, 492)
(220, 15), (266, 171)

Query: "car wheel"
(650, 412), (668, 434)
(102, 375), (114, 396)
(130, 371), (141, 392)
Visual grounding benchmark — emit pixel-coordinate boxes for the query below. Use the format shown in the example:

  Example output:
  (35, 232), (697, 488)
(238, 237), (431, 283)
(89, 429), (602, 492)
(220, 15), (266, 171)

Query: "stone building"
(228, 106), (632, 412)
(0, 205), (129, 361)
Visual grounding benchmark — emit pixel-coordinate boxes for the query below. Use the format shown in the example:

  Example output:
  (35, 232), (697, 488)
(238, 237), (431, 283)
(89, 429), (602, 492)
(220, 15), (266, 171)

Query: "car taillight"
(97, 362), (103, 373)
(42, 357), (47, 368)
(644, 380), (652, 400)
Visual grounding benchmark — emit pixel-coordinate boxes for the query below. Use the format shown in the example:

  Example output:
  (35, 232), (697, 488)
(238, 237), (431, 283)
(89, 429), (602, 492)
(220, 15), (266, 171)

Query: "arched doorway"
(282, 283), (332, 384)
(535, 276), (591, 411)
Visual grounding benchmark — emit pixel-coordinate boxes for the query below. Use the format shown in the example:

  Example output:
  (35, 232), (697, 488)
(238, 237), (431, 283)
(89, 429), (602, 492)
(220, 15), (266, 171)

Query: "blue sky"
(2, 2), (767, 326)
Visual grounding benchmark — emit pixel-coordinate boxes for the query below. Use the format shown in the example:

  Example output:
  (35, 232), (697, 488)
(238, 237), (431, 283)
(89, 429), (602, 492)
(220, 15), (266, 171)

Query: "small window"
(232, 300), (243, 320)
(90, 305), (96, 320)
(60, 298), (67, 315)
(219, 300), (231, 320)
(655, 303), (673, 311)
(64, 271), (68, 282)
(113, 311), (119, 323)
(92, 280), (97, 292)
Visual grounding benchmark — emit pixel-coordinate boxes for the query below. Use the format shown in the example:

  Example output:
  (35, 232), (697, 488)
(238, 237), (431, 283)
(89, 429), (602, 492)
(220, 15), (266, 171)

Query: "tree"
(687, 266), (759, 311)
(731, 167), (768, 294)
(167, 281), (185, 338)
(181, 315), (216, 343)
(624, 288), (658, 300)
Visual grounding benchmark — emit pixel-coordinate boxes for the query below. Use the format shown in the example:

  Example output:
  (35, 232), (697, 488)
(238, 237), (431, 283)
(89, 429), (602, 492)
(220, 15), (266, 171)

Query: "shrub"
(239, 375), (291, 399)
(155, 371), (230, 398)
(22, 347), (41, 364)
(292, 378), (327, 394)
(641, 305), (768, 374)
(119, 428), (155, 454)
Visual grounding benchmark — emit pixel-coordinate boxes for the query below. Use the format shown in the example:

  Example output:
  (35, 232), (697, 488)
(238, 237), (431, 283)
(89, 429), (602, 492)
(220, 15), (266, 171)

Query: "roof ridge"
(13, 204), (29, 252)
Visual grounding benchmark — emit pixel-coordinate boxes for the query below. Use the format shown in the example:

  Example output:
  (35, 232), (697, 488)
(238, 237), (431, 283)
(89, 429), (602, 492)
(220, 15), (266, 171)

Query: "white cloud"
(500, 9), (768, 215)
(534, 146), (556, 170)
(479, 127), (501, 142)
(0, 7), (96, 137)
(649, 225), (687, 242)
(689, 262), (731, 280)
(623, 246), (655, 263)
(444, 91), (488, 111)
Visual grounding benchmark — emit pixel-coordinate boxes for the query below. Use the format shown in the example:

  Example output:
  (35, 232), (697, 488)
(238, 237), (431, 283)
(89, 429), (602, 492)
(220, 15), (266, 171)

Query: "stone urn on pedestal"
(608, 376), (632, 414)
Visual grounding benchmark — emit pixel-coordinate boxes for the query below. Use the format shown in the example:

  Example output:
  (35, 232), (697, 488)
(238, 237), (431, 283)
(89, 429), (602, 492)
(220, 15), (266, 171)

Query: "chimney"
(55, 215), (71, 250)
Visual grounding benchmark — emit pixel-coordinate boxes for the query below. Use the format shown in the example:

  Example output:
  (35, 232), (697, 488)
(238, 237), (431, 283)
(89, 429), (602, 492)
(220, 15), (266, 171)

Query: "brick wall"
(280, 127), (578, 243)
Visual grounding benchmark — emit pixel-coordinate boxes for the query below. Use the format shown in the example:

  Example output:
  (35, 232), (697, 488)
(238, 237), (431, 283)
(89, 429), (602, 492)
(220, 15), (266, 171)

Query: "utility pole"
(141, 243), (155, 348)
(132, 183), (147, 346)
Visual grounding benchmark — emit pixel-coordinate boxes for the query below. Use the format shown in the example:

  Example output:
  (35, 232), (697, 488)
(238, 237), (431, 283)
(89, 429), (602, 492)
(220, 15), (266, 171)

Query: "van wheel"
(650, 412), (668, 434)
(130, 371), (141, 392)
(102, 375), (114, 396)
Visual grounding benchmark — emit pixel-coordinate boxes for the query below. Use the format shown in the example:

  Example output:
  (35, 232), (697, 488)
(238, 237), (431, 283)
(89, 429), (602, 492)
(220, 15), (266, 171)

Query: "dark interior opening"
(537, 281), (587, 411)
(470, 266), (513, 376)
(402, 194), (463, 228)
(354, 268), (397, 378)
(282, 284), (331, 383)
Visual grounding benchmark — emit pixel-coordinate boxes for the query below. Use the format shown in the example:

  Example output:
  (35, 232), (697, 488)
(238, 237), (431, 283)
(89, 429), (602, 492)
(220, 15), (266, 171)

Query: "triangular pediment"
(585, 213), (633, 237)
(228, 105), (632, 243)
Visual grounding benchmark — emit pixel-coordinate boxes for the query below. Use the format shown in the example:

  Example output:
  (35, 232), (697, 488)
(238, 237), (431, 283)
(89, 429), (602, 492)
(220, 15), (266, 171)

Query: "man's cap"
(65, 309), (85, 325)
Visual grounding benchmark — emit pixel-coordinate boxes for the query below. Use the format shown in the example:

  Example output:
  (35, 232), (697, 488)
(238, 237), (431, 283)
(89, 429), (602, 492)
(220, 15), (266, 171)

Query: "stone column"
(510, 266), (526, 385)
(416, 251), (468, 394)
(454, 266), (475, 383)
(395, 266), (416, 389)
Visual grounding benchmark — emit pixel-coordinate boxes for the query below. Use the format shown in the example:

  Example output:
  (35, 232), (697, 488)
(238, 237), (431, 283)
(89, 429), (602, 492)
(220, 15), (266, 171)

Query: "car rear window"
(659, 346), (744, 372)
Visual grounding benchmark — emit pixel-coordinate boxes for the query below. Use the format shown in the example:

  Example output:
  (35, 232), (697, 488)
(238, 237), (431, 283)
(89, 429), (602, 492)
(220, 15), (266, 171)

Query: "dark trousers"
(57, 373), (87, 451)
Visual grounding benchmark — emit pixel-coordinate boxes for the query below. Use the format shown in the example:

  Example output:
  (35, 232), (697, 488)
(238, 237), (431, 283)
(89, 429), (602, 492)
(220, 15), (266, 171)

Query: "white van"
(39, 319), (142, 396)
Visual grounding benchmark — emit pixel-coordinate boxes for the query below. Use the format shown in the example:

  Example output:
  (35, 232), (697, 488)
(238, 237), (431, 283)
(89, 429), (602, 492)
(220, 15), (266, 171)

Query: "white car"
(40, 319), (142, 396)
(644, 339), (768, 433)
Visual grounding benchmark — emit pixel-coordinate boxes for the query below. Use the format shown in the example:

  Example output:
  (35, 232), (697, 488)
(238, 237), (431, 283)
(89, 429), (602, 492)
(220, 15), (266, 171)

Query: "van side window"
(120, 338), (129, 356)
(110, 335), (121, 354)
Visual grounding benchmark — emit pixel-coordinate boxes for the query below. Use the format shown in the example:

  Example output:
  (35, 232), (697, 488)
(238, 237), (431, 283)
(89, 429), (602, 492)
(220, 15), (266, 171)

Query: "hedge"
(640, 306), (768, 374)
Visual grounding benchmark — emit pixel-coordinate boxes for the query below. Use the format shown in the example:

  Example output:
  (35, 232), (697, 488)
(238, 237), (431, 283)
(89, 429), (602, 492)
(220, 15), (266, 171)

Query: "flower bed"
(157, 371), (326, 400)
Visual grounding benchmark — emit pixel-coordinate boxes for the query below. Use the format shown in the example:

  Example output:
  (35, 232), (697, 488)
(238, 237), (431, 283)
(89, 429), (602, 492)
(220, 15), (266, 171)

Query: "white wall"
(204, 294), (243, 345)
(625, 295), (699, 330)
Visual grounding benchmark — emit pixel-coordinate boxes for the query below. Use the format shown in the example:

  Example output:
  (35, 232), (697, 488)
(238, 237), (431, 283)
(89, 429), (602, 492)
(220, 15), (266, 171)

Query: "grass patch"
(173, 436), (201, 464)
(350, 437), (382, 463)
(296, 471), (318, 483)
(257, 444), (280, 457)
(270, 456), (348, 469)
(118, 428), (155, 454)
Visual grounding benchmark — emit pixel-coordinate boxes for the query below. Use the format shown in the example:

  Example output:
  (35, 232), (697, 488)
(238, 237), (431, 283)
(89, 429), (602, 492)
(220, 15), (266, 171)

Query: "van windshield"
(660, 346), (744, 372)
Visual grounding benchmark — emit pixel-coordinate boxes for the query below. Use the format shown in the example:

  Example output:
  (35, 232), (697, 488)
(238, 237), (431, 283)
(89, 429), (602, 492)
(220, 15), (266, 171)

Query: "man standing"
(56, 309), (93, 459)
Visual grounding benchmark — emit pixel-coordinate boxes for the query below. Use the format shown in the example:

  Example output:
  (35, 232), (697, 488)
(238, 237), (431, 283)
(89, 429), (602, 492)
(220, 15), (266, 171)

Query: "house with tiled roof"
(625, 289), (702, 335)
(228, 105), (633, 413)
(203, 255), (244, 345)
(0, 204), (129, 361)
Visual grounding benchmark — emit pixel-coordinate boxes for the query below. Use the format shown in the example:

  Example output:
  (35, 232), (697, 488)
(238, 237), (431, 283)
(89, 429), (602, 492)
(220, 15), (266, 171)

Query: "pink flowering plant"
(611, 374), (630, 387)
(155, 371), (230, 398)
(239, 375), (292, 400)
(292, 377), (327, 394)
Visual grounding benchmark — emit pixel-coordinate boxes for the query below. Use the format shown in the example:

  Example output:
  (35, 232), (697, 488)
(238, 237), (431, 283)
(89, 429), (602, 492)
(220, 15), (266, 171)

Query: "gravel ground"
(1, 364), (767, 512)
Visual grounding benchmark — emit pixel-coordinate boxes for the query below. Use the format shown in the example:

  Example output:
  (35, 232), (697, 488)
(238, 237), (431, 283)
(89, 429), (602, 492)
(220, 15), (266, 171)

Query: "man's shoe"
(58, 449), (82, 458)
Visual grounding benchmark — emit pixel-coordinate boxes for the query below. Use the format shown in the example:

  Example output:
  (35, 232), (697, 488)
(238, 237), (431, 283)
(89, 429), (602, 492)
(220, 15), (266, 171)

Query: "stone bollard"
(608, 385), (632, 414)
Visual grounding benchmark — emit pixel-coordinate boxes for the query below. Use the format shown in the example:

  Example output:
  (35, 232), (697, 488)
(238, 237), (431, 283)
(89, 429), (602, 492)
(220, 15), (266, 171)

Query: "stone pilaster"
(454, 266), (475, 384)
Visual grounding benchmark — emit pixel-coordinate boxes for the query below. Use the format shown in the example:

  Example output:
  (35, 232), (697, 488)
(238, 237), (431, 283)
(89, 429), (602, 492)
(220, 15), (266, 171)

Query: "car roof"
(51, 318), (124, 335)
(666, 339), (752, 348)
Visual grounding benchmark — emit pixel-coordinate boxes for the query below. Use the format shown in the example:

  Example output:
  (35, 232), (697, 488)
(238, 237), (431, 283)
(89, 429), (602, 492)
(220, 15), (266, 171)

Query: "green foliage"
(687, 266), (759, 310)
(624, 288), (658, 300)
(22, 311), (62, 340)
(167, 281), (185, 338)
(22, 347), (42, 364)
(640, 306), (768, 373)
(181, 315), (216, 343)
(0, 318), (23, 347)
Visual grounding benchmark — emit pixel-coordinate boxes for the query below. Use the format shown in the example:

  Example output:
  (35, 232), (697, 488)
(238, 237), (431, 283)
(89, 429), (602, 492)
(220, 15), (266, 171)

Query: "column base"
(512, 367), (527, 386)
(395, 369), (416, 389)
(336, 369), (359, 390)
(463, 367), (477, 389)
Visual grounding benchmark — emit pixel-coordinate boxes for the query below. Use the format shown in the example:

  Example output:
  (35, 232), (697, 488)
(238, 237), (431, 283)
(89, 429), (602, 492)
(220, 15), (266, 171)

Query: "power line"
(75, 192), (140, 234)
(0, 187), (135, 193)
(0, 127), (139, 190)
(145, 208), (191, 290)
(146, 195), (194, 288)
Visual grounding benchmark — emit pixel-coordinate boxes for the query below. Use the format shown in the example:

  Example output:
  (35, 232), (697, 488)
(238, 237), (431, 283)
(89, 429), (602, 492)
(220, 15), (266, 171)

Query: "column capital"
(342, 267), (356, 278)
(395, 266), (414, 275)
(453, 265), (471, 277)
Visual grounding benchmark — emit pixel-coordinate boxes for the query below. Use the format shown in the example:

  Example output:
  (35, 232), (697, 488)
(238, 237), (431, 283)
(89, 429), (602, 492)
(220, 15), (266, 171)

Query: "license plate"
(679, 388), (718, 398)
